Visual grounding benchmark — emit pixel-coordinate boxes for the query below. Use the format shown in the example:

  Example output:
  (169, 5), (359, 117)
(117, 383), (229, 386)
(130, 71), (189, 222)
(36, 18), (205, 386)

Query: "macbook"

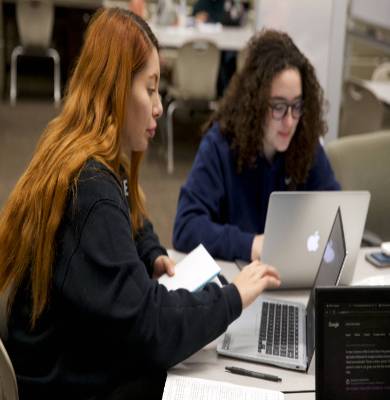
(315, 286), (390, 400)
(260, 191), (369, 289)
(217, 207), (346, 371)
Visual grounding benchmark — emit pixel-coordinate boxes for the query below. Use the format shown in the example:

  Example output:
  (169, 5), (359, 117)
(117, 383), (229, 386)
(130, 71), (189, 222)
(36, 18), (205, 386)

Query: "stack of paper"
(158, 244), (221, 291)
(162, 374), (284, 400)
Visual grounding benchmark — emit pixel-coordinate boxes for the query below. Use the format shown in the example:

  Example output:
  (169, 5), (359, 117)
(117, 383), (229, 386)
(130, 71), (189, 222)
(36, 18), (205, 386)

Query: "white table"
(361, 80), (390, 105)
(350, 246), (390, 283)
(150, 24), (254, 51)
(167, 247), (385, 396)
(285, 394), (315, 400)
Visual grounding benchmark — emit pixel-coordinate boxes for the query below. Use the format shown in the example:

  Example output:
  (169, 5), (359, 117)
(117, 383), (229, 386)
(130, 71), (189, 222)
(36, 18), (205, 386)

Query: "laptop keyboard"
(258, 301), (299, 359)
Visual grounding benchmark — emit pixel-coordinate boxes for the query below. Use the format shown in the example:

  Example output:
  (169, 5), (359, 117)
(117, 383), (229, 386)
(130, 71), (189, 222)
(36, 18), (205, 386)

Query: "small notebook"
(162, 374), (284, 400)
(158, 244), (221, 291)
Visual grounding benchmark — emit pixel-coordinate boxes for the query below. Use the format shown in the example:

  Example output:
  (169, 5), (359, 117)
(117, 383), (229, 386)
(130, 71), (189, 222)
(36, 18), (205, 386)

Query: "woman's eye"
(147, 88), (155, 95)
(273, 104), (286, 111)
(293, 102), (303, 111)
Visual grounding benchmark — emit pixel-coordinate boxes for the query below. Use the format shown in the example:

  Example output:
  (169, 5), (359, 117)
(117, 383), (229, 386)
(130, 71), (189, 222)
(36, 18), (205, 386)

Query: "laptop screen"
(305, 207), (347, 365)
(315, 287), (390, 400)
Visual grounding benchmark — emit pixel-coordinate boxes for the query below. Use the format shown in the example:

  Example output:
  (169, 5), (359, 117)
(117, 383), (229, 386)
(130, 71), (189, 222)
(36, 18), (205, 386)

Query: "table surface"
(150, 23), (254, 51)
(167, 247), (387, 396)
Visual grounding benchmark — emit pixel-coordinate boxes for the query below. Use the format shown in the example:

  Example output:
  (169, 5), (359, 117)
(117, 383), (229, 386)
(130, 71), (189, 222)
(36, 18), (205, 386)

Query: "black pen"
(225, 366), (282, 382)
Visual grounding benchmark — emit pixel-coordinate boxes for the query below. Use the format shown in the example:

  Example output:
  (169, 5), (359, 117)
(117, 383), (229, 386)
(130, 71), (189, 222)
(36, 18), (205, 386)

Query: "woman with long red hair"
(0, 8), (280, 400)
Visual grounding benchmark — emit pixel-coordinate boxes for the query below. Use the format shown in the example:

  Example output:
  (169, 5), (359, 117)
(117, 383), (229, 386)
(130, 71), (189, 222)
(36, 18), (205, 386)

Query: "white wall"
(350, 0), (390, 31)
(255, 0), (348, 141)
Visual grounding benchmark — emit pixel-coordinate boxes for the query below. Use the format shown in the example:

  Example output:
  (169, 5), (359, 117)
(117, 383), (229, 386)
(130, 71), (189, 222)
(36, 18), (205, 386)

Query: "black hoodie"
(6, 159), (242, 400)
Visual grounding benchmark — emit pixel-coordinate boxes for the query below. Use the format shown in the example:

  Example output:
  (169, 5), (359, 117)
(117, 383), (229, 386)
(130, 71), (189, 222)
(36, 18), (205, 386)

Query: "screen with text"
(321, 301), (390, 399)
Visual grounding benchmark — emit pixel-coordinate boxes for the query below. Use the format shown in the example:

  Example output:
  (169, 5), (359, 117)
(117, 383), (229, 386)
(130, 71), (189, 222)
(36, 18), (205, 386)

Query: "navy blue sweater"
(173, 123), (340, 261)
(6, 160), (242, 400)
(192, 0), (225, 22)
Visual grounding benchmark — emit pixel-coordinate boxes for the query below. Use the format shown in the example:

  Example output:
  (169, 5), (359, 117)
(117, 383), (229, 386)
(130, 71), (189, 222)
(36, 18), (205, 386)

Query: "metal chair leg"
(210, 100), (218, 112)
(48, 48), (61, 107)
(10, 46), (24, 106)
(166, 101), (177, 174)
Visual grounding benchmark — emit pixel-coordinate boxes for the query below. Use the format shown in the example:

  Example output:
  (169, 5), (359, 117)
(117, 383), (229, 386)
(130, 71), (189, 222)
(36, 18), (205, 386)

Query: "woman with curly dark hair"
(173, 29), (340, 262)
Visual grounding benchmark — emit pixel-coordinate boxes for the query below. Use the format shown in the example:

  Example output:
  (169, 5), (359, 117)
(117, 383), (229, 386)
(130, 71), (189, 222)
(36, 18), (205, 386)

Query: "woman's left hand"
(153, 255), (175, 279)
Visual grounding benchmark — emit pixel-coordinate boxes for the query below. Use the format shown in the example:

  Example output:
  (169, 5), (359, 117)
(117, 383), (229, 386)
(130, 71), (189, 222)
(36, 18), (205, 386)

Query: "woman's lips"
(147, 127), (156, 139)
(278, 131), (290, 138)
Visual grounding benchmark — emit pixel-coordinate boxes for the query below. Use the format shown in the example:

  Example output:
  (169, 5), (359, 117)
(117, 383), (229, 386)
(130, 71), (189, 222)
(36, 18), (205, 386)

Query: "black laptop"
(315, 286), (390, 400)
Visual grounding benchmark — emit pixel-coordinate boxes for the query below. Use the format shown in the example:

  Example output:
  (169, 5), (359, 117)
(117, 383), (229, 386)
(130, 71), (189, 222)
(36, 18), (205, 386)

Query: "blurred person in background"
(192, 0), (248, 95)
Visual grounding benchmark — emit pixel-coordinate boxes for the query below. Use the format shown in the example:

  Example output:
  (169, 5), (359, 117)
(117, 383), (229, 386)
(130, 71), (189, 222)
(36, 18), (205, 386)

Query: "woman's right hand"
(251, 234), (264, 261)
(232, 261), (281, 309)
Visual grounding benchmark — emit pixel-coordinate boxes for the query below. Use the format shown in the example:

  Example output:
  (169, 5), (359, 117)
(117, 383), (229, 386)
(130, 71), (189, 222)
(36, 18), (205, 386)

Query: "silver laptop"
(217, 207), (347, 371)
(260, 191), (369, 289)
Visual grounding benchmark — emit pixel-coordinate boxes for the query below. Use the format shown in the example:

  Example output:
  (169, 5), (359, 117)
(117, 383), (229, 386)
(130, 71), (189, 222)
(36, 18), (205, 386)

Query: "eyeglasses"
(269, 100), (304, 121)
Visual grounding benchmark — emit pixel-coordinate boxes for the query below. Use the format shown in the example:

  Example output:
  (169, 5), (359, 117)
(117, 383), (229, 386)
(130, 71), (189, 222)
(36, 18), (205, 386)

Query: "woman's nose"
(282, 108), (294, 128)
(153, 94), (163, 119)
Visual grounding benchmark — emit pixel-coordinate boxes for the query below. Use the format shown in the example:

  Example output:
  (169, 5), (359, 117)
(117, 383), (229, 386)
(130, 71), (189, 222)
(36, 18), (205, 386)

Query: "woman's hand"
(153, 255), (175, 279)
(251, 234), (264, 261)
(233, 260), (281, 309)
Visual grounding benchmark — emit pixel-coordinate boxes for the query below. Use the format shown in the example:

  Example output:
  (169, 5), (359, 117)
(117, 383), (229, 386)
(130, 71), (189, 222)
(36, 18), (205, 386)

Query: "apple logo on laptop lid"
(307, 230), (320, 252)
(324, 240), (335, 263)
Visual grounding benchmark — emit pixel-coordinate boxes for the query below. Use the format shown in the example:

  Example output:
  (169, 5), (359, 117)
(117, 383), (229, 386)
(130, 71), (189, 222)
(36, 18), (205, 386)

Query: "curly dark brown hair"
(208, 29), (327, 188)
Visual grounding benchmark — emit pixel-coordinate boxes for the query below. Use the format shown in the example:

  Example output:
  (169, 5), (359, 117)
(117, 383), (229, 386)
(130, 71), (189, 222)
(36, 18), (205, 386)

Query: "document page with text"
(162, 374), (284, 400)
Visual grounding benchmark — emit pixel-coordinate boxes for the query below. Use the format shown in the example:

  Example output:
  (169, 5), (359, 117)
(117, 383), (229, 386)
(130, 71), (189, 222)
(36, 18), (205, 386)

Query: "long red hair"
(0, 8), (158, 326)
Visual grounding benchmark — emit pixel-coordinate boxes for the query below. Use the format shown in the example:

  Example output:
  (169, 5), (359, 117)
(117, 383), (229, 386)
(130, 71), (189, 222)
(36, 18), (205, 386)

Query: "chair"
(339, 79), (384, 136)
(165, 40), (220, 173)
(0, 286), (18, 400)
(372, 61), (390, 81)
(236, 46), (248, 73)
(1, 0), (5, 98)
(0, 337), (18, 400)
(326, 130), (390, 242)
(0, 286), (9, 341)
(155, 0), (177, 26)
(10, 0), (60, 106)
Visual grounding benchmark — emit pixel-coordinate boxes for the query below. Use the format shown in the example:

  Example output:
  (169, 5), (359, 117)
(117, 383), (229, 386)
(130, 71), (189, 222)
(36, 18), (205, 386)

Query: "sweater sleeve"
(173, 130), (254, 261)
(134, 218), (168, 276)
(305, 143), (341, 190)
(60, 197), (242, 370)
